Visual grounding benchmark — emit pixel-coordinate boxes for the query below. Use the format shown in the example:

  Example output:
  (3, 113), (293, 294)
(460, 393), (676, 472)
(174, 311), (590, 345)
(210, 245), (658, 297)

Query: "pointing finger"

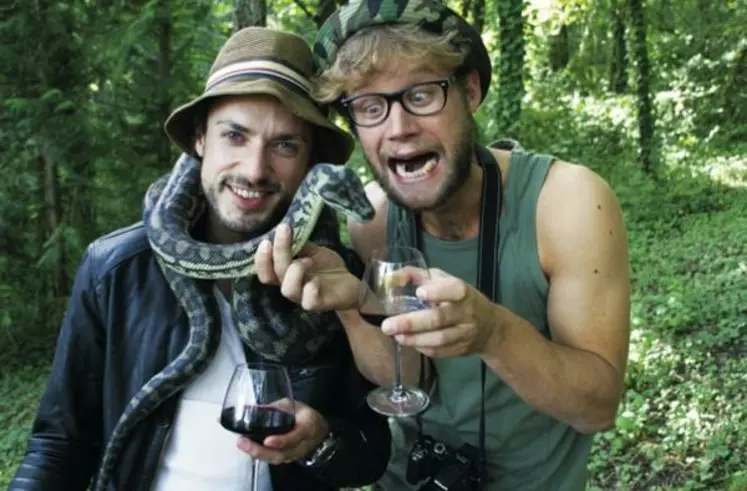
(255, 239), (278, 285)
(381, 305), (443, 336)
(273, 223), (294, 280)
(395, 323), (469, 349)
(416, 277), (468, 303)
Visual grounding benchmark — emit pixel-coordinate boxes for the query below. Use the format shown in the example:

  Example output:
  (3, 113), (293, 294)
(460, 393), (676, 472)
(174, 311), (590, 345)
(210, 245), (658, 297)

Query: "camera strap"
(409, 143), (502, 483)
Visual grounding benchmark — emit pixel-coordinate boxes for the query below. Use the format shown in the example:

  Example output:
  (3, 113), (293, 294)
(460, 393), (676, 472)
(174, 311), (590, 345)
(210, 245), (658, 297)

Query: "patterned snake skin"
(92, 153), (374, 490)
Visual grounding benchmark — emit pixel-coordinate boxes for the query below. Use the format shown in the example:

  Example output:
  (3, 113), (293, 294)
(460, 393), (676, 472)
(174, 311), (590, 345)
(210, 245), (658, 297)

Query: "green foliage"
(0, 336), (55, 487)
(494, 0), (528, 136)
(591, 200), (747, 490)
(476, 28), (747, 485)
(2, 0), (746, 489)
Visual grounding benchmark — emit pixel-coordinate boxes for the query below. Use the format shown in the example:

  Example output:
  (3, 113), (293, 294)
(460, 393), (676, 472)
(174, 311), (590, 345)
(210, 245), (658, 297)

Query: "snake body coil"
(92, 154), (374, 490)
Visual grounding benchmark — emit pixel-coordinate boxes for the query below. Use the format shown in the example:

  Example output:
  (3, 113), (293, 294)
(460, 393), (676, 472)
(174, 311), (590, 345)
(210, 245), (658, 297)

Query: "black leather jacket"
(9, 222), (391, 490)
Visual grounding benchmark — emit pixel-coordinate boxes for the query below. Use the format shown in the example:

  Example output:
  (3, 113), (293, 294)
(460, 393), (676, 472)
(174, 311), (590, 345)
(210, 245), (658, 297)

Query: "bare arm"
(480, 162), (630, 433)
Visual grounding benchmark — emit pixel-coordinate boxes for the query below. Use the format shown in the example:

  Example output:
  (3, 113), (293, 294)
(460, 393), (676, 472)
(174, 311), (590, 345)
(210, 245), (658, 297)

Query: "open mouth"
(387, 152), (439, 182)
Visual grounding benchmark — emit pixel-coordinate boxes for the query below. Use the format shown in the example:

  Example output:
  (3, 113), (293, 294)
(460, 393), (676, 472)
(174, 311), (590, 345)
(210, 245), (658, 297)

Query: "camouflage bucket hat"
(313, 0), (492, 102)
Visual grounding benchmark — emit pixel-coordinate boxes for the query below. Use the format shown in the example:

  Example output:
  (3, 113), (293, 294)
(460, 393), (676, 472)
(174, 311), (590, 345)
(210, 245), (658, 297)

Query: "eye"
(350, 96), (385, 118)
(274, 140), (300, 157)
(406, 85), (438, 107)
(221, 130), (244, 143)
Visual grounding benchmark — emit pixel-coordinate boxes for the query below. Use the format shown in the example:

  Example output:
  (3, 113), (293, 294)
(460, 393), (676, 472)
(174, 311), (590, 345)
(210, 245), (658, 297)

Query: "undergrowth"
(2, 88), (746, 490)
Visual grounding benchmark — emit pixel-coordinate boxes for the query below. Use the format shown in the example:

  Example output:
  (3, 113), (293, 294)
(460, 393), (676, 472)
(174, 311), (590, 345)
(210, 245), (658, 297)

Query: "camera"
(406, 434), (484, 491)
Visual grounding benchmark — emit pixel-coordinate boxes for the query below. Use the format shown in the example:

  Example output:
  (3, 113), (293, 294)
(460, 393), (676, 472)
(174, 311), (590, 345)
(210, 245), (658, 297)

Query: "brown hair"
(313, 23), (469, 104)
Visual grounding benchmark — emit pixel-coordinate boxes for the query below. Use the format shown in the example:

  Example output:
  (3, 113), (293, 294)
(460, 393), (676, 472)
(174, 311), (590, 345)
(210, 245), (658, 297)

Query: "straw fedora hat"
(164, 26), (355, 165)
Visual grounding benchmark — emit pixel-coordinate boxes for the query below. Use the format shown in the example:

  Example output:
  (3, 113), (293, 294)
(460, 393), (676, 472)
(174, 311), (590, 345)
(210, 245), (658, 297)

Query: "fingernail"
(416, 287), (426, 300)
(381, 320), (393, 335)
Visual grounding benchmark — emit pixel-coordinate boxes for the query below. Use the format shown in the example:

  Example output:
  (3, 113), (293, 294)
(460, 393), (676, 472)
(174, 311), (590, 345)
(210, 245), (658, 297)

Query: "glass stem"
(392, 338), (406, 401)
(251, 459), (260, 491)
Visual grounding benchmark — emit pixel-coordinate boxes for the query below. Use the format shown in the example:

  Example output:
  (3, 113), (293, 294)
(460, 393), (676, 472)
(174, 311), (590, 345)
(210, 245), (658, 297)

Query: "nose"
(234, 142), (271, 183)
(385, 101), (420, 141)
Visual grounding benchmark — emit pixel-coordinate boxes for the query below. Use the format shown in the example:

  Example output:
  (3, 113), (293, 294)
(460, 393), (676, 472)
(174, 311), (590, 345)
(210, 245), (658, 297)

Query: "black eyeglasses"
(340, 77), (453, 127)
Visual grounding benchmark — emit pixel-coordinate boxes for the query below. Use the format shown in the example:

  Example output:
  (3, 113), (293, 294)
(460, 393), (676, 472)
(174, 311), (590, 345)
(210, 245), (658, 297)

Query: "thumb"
(298, 242), (323, 258)
(427, 267), (450, 279)
(298, 243), (347, 272)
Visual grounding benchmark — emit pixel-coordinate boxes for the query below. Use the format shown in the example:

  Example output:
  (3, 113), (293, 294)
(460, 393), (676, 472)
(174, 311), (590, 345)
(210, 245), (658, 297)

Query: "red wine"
(359, 296), (428, 328)
(359, 312), (387, 327)
(220, 406), (295, 444)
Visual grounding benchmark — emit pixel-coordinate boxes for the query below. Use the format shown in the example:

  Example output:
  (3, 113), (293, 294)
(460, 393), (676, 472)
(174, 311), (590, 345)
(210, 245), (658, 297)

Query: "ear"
(194, 133), (205, 157)
(463, 69), (482, 113)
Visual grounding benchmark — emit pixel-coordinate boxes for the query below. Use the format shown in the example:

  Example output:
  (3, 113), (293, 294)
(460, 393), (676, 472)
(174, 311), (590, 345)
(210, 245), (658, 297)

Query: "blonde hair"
(313, 24), (469, 104)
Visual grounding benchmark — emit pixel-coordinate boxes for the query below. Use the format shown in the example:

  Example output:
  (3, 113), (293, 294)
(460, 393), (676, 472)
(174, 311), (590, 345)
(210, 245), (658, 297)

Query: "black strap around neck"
(408, 144), (502, 483)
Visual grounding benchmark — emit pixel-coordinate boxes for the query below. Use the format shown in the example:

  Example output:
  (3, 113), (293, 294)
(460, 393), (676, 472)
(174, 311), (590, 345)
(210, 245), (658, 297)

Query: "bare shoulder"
(488, 147), (512, 186)
(347, 180), (389, 262)
(541, 160), (619, 207)
(537, 160), (628, 276)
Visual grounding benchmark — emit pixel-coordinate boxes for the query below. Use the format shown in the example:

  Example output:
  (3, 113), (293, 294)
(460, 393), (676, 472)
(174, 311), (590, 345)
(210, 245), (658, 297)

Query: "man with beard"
(9, 26), (390, 491)
(254, 1), (631, 490)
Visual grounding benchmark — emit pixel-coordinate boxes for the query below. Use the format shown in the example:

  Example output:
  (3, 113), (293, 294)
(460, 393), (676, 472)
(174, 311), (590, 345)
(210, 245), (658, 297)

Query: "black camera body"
(406, 434), (484, 491)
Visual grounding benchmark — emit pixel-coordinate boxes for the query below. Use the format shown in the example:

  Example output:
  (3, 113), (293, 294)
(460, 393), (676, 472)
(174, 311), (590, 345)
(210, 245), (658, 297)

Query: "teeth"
(394, 157), (437, 180)
(231, 186), (262, 199)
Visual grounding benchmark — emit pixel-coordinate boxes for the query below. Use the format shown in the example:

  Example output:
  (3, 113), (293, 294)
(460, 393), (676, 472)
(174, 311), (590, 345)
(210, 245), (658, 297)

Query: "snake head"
(314, 163), (375, 223)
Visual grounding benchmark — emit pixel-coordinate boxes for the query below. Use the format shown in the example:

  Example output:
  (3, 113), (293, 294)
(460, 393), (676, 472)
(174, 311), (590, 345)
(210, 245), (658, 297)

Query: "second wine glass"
(358, 246), (431, 417)
(220, 362), (295, 491)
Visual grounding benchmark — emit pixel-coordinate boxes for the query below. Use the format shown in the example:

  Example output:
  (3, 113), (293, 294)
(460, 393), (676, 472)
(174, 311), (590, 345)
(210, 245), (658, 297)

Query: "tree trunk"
(723, 43), (747, 138)
(472, 0), (485, 34)
(548, 24), (570, 72)
(609, 2), (629, 93)
(35, 155), (50, 325)
(68, 157), (96, 246)
(40, 149), (69, 296)
(233, 0), (266, 30)
(157, 0), (173, 164)
(31, 0), (73, 297)
(495, 0), (526, 137)
(462, 0), (473, 20)
(629, 0), (655, 173)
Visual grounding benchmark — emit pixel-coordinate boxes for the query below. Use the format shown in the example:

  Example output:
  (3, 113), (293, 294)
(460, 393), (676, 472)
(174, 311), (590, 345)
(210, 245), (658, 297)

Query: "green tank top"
(380, 144), (593, 491)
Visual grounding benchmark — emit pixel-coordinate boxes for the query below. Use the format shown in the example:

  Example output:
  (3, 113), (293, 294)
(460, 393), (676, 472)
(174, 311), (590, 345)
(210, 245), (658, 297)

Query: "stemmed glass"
(358, 246), (431, 417)
(220, 363), (296, 490)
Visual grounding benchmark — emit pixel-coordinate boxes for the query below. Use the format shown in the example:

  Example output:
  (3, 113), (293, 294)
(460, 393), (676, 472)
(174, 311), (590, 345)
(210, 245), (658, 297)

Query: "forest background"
(1, 0), (745, 489)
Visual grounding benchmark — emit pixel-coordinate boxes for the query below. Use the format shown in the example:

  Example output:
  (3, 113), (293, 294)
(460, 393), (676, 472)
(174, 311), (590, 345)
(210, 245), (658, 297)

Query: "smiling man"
(197, 96), (314, 245)
(9, 26), (390, 491)
(251, 1), (632, 490)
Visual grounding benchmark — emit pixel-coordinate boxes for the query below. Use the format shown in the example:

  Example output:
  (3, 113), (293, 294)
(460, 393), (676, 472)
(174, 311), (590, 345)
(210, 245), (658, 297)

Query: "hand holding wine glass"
(358, 246), (431, 417)
(220, 363), (295, 490)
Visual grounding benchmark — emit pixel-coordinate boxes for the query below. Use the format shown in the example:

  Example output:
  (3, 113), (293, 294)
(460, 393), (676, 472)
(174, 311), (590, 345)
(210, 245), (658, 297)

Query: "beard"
(369, 113), (476, 213)
(203, 180), (292, 242)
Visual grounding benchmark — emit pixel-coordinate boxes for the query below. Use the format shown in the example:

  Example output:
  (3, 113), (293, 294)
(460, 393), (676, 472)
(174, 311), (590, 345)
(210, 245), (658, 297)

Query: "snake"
(92, 153), (375, 491)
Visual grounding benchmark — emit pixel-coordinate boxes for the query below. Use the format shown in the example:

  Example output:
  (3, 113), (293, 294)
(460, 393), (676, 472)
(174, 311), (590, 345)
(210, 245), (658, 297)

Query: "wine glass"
(220, 362), (295, 491)
(358, 245), (431, 417)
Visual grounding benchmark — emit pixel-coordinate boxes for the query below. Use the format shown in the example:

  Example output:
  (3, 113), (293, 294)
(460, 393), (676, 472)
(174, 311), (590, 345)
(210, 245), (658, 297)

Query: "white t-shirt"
(150, 287), (273, 491)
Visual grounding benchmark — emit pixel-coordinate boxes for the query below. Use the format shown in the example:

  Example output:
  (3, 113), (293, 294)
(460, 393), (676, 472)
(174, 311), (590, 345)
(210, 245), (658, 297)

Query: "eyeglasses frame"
(339, 76), (454, 128)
